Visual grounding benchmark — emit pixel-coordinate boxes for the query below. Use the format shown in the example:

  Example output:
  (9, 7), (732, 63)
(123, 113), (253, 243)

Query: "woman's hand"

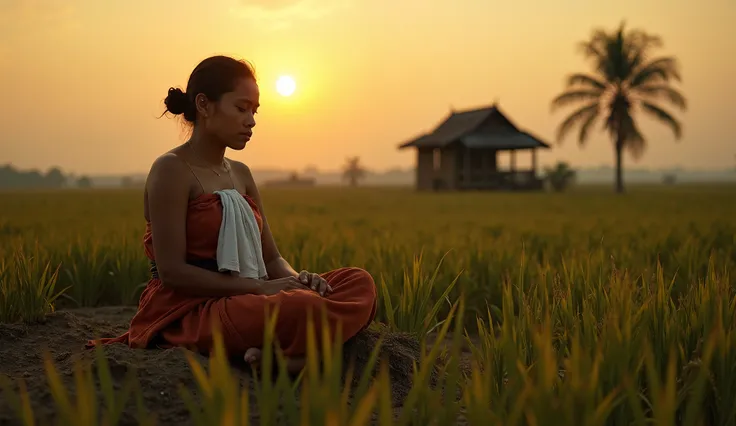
(298, 270), (332, 297)
(259, 276), (310, 296)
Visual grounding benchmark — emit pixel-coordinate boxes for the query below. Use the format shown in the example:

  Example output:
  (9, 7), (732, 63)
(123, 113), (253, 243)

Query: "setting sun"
(276, 75), (296, 97)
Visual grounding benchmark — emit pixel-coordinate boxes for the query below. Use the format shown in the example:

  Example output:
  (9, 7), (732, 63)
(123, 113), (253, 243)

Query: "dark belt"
(150, 258), (224, 279)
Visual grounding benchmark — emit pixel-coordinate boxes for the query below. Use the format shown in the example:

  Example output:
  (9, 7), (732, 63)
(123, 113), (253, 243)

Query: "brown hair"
(164, 55), (256, 124)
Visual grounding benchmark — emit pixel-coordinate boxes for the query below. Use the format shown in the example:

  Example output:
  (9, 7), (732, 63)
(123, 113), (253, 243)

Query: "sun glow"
(276, 75), (296, 97)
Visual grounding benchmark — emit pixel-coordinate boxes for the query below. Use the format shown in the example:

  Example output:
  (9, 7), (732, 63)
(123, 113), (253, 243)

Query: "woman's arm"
(147, 154), (265, 296)
(233, 161), (300, 280)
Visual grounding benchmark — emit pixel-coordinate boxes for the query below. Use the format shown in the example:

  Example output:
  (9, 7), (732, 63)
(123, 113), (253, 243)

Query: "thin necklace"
(187, 140), (230, 177)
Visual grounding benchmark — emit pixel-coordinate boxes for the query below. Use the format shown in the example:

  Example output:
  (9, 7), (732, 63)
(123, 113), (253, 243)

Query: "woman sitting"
(87, 55), (377, 373)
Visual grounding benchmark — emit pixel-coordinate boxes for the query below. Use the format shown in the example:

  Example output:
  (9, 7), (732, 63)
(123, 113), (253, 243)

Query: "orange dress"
(86, 192), (377, 357)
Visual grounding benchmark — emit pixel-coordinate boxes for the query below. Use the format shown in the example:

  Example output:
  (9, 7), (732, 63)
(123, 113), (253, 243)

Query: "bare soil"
(0, 307), (470, 425)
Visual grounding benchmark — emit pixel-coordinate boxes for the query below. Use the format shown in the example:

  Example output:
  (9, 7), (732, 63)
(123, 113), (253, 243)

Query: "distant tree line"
(0, 164), (92, 189)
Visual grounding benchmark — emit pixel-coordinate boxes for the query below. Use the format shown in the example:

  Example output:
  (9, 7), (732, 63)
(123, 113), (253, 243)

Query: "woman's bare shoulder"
(146, 150), (190, 183)
(143, 151), (193, 220)
(144, 151), (197, 201)
(151, 150), (189, 174)
(226, 159), (259, 198)
(226, 158), (252, 177)
(226, 159), (255, 185)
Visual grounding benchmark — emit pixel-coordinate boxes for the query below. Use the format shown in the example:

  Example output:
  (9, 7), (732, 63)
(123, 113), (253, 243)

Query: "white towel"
(213, 189), (268, 280)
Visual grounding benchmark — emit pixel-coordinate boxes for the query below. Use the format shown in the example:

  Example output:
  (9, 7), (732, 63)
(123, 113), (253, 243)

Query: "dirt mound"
(0, 307), (428, 425)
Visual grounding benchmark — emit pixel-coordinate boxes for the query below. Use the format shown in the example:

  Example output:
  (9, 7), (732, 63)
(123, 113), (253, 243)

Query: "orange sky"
(1, 0), (734, 175)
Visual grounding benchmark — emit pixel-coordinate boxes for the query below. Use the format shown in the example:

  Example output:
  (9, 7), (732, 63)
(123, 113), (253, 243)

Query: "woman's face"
(200, 77), (260, 150)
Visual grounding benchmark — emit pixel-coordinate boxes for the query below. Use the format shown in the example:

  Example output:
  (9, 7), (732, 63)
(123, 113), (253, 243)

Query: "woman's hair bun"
(164, 87), (190, 115)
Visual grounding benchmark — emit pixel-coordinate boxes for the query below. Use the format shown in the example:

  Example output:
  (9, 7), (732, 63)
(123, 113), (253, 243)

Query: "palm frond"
(566, 73), (608, 90)
(577, 109), (599, 146)
(634, 84), (687, 111)
(555, 103), (600, 144)
(619, 114), (647, 160)
(625, 29), (663, 51)
(640, 101), (683, 140)
(577, 29), (609, 61)
(550, 89), (603, 113)
(630, 57), (682, 86)
(625, 134), (646, 160)
(577, 30), (620, 81)
(624, 30), (663, 72)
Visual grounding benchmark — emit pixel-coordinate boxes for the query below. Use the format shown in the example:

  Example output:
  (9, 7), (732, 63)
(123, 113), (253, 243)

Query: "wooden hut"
(397, 103), (550, 191)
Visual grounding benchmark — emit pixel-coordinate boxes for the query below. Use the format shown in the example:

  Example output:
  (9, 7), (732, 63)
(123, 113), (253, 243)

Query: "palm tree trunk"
(615, 137), (624, 194)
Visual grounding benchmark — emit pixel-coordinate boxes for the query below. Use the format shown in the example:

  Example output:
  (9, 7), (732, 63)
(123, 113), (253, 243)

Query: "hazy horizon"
(80, 163), (736, 179)
(1, 0), (734, 176)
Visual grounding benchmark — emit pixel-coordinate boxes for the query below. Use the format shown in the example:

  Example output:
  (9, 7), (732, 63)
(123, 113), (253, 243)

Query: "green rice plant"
(392, 297), (462, 425)
(680, 263), (736, 426)
(179, 305), (390, 426)
(424, 295), (466, 426)
(178, 325), (253, 425)
(459, 250), (736, 426)
(0, 248), (66, 323)
(378, 250), (462, 338)
(107, 237), (150, 305)
(293, 308), (387, 426)
(519, 318), (624, 426)
(61, 239), (111, 307)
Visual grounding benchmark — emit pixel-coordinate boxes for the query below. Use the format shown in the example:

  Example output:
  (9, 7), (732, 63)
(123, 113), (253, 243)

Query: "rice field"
(1, 184), (735, 425)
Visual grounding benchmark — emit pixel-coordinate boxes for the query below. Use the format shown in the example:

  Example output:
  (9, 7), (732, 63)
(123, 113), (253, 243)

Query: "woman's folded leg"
(159, 266), (377, 357)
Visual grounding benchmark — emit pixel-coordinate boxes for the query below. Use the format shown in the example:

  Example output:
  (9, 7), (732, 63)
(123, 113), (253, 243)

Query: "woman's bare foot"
(244, 347), (306, 375)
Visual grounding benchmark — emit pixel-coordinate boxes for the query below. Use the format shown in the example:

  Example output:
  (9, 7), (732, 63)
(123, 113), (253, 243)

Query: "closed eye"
(236, 104), (258, 114)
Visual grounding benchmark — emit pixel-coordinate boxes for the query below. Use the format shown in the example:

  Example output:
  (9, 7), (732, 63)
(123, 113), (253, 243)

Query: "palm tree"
(342, 156), (367, 187)
(551, 21), (687, 193)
